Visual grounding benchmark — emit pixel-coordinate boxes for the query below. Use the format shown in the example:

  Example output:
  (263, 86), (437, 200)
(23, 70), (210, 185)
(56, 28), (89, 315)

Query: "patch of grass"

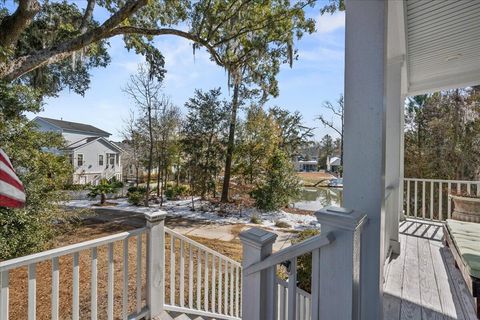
(275, 220), (291, 228)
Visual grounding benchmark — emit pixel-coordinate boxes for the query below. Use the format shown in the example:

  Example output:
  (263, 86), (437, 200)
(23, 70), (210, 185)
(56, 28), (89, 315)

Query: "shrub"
(128, 191), (144, 206)
(109, 177), (124, 189)
(63, 183), (88, 191)
(127, 186), (147, 194)
(275, 220), (291, 228)
(87, 179), (120, 205)
(292, 229), (320, 293)
(165, 184), (189, 200)
(251, 150), (300, 211)
(250, 215), (262, 224)
(127, 186), (147, 206)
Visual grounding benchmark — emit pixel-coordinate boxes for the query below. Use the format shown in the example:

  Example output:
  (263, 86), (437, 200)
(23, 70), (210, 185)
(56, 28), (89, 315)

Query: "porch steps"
(160, 311), (220, 320)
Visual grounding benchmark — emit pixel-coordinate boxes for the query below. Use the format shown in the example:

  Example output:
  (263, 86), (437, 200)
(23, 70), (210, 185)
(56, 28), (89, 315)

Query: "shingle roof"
(37, 117), (111, 136)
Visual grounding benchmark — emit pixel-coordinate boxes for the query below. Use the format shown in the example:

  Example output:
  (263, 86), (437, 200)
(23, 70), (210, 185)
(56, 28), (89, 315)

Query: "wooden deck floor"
(383, 219), (478, 320)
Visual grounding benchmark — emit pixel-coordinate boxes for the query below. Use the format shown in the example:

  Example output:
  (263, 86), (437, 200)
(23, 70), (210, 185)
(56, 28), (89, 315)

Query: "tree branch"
(108, 26), (224, 66)
(80, 0), (96, 34)
(317, 115), (342, 137)
(0, 0), (41, 47)
(0, 0), (148, 81)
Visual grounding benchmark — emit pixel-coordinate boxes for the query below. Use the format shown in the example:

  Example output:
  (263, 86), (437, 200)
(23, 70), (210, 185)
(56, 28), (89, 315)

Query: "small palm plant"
(88, 179), (119, 205)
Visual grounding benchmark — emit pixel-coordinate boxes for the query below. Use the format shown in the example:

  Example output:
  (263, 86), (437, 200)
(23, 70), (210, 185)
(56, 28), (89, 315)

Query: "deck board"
(384, 219), (477, 320)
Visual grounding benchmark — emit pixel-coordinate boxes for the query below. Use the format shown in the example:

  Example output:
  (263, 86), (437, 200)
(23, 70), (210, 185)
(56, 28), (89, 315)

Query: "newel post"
(315, 206), (367, 320)
(239, 228), (278, 320)
(144, 211), (167, 320)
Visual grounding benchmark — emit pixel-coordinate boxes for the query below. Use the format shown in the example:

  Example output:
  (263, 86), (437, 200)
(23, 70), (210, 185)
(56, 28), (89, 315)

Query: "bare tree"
(152, 95), (181, 205)
(317, 94), (344, 168)
(121, 110), (143, 186)
(123, 64), (163, 206)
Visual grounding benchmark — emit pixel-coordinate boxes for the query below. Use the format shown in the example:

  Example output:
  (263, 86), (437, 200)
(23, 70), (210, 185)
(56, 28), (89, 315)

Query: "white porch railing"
(0, 227), (149, 320)
(163, 228), (242, 319)
(404, 178), (480, 221)
(276, 278), (312, 320)
(0, 211), (240, 320)
(240, 207), (367, 320)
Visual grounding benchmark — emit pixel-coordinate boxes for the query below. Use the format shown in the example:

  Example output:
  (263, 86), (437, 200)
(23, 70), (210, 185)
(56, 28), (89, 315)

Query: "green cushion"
(446, 219), (480, 279)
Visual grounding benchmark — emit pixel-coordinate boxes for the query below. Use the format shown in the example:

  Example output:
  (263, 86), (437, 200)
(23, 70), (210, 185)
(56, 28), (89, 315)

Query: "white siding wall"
(72, 140), (121, 184)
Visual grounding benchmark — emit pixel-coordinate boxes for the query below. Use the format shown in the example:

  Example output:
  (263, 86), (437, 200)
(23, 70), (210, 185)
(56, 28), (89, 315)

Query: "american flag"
(0, 148), (26, 208)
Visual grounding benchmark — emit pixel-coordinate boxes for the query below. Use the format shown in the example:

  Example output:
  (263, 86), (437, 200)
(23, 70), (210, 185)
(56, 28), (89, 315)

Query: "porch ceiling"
(405, 0), (480, 95)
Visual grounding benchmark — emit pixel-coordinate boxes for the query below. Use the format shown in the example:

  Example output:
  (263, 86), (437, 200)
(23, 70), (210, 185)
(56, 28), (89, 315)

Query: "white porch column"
(239, 228), (277, 320)
(144, 211), (166, 319)
(343, 0), (387, 319)
(385, 56), (405, 257)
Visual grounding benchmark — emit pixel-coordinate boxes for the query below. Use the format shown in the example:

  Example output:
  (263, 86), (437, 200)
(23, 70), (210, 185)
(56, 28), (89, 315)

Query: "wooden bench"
(444, 219), (480, 318)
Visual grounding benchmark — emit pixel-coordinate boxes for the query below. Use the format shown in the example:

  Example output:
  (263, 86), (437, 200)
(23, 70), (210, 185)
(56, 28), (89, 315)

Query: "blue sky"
(28, 3), (345, 141)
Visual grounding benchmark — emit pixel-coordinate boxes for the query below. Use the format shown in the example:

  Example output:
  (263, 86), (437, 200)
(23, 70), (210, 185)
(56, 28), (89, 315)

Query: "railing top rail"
(0, 227), (147, 272)
(244, 232), (334, 276)
(404, 178), (479, 184)
(165, 227), (241, 267)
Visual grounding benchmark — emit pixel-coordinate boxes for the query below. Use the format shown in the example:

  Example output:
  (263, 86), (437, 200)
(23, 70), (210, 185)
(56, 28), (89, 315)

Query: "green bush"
(250, 215), (262, 224)
(63, 183), (88, 191)
(275, 220), (291, 228)
(109, 177), (124, 189)
(165, 184), (189, 200)
(126, 186), (147, 206)
(87, 179), (120, 205)
(127, 186), (147, 194)
(251, 150), (300, 211)
(127, 191), (144, 206)
(292, 229), (320, 293)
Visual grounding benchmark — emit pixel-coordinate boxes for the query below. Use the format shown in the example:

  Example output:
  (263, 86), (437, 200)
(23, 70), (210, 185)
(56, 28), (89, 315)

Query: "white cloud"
(316, 12), (345, 34)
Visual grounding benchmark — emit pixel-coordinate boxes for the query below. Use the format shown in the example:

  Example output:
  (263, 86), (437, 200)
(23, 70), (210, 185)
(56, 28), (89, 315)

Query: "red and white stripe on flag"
(0, 148), (26, 208)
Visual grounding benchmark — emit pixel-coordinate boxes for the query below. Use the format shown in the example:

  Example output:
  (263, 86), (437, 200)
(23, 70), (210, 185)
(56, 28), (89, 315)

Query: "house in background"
(294, 155), (318, 172)
(326, 156), (341, 172)
(112, 140), (144, 184)
(33, 117), (123, 185)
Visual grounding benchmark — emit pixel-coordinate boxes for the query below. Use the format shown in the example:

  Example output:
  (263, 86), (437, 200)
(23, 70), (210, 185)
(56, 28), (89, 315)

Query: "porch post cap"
(239, 227), (277, 248)
(315, 206), (367, 231)
(144, 211), (167, 223)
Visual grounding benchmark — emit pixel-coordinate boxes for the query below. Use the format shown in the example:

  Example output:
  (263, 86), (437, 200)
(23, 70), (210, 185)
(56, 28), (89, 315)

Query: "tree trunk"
(156, 155), (161, 198)
(221, 82), (240, 203)
(101, 193), (106, 205)
(145, 105), (153, 207)
(135, 166), (139, 187)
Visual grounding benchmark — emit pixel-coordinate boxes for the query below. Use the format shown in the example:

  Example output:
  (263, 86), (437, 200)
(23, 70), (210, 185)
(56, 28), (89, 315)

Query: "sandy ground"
(297, 172), (336, 186)
(80, 207), (297, 252)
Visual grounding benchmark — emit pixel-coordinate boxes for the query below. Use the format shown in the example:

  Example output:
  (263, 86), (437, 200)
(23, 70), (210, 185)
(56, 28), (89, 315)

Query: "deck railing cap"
(315, 206), (367, 231)
(239, 227), (277, 248)
(144, 210), (167, 223)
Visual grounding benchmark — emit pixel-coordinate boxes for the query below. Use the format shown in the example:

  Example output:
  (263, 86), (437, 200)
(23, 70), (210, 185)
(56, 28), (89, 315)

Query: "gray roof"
(37, 117), (111, 136)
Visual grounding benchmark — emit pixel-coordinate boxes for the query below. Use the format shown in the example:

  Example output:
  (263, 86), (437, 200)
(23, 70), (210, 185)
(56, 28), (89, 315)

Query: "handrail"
(165, 227), (241, 267)
(244, 232), (335, 276)
(0, 227), (147, 272)
(404, 177), (479, 184)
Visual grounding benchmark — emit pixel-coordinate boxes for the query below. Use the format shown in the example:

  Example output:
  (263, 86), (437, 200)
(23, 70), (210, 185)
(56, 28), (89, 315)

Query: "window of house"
(115, 154), (119, 165)
(109, 154), (115, 166)
(68, 154), (73, 165)
(77, 154), (84, 166)
(99, 155), (104, 166)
